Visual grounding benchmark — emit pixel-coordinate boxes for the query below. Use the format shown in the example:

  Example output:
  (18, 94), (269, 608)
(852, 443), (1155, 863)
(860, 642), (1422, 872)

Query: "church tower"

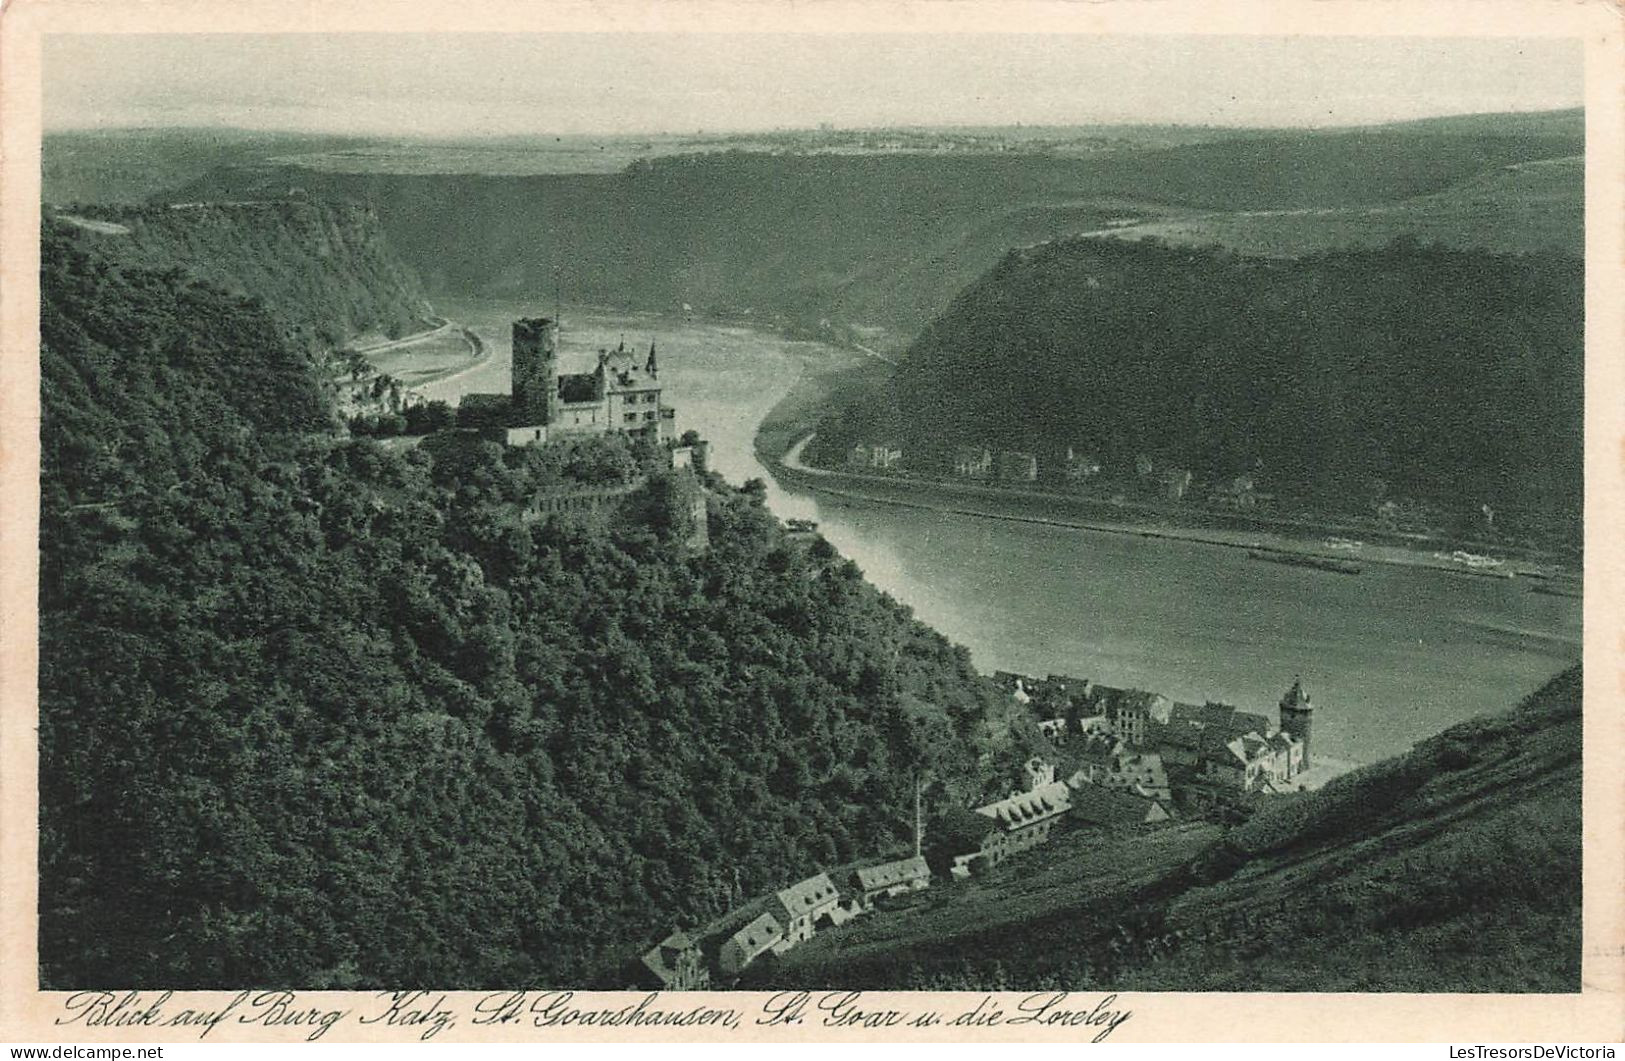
(511, 317), (560, 426)
(1278, 677), (1313, 769)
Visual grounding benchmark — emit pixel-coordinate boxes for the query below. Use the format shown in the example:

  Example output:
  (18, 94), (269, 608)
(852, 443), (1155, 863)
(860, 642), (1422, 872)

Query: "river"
(421, 296), (1583, 763)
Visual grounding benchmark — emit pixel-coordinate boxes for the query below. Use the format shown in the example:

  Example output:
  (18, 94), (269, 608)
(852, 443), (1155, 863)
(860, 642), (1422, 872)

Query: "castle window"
(644, 411), (657, 421)
(624, 413), (638, 423)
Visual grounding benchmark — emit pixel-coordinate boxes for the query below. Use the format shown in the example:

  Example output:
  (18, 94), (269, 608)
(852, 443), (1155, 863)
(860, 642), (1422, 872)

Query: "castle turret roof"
(1281, 677), (1312, 710)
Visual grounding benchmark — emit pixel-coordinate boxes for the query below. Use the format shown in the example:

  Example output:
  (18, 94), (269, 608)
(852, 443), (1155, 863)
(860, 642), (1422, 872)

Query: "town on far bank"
(626, 673), (1357, 992)
(832, 435), (1578, 585)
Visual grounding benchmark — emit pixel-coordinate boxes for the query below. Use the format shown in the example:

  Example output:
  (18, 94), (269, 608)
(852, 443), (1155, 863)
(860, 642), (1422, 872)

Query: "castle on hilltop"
(460, 316), (678, 447)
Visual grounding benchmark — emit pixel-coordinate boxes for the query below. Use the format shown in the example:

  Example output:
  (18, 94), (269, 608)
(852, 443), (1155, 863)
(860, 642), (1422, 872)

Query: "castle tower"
(646, 340), (659, 377)
(1278, 677), (1313, 770)
(511, 317), (560, 426)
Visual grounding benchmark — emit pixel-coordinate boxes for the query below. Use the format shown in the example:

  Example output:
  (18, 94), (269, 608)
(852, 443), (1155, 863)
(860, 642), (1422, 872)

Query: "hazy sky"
(44, 33), (1584, 136)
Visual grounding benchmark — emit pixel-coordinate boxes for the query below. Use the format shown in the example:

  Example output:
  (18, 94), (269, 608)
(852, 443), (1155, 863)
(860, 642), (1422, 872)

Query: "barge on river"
(1248, 549), (1362, 575)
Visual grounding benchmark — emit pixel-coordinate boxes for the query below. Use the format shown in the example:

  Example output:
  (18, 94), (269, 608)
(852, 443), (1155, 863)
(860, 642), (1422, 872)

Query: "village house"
(770, 872), (841, 948)
(634, 929), (711, 991)
(1151, 712), (1209, 767)
(1106, 749), (1173, 802)
(1135, 454), (1155, 478)
(953, 445), (994, 479)
(997, 450), (1039, 482)
(956, 780), (1074, 875)
(1160, 467), (1194, 501)
(1087, 685), (1173, 747)
(1208, 473), (1259, 511)
(1067, 735), (1171, 802)
(719, 911), (784, 975)
(1068, 784), (1172, 830)
(1267, 731), (1306, 783)
(849, 442), (904, 470)
(850, 855), (931, 910)
(1200, 731), (1305, 792)
(1202, 733), (1275, 790)
(1148, 702), (1274, 767)
(1065, 446), (1102, 480)
(1192, 683), (1312, 790)
(1024, 672), (1092, 713)
(992, 671), (1029, 697)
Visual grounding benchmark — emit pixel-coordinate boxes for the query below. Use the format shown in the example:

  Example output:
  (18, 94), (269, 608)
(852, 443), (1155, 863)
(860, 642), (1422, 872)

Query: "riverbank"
(400, 297), (1576, 766)
(352, 316), (490, 391)
(767, 429), (1577, 587)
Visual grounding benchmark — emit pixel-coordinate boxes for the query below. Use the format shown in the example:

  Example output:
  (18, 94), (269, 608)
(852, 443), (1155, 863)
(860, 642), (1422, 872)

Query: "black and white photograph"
(3, 0), (1621, 1045)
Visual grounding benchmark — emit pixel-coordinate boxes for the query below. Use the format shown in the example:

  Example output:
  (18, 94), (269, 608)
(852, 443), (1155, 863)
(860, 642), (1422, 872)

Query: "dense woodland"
(47, 203), (432, 355)
(826, 237), (1583, 544)
(39, 225), (1041, 987)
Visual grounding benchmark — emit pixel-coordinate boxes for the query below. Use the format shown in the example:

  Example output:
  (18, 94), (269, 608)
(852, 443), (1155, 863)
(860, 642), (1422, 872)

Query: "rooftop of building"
(729, 911), (785, 953)
(853, 856), (930, 891)
(773, 872), (839, 919)
(976, 781), (1072, 831)
(639, 929), (698, 985)
(1068, 783), (1163, 828)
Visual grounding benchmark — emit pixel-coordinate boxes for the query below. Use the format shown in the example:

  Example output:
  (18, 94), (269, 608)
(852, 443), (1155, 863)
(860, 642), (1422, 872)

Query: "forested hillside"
(46, 201), (433, 355)
(38, 226), (1038, 987)
(830, 237), (1582, 543)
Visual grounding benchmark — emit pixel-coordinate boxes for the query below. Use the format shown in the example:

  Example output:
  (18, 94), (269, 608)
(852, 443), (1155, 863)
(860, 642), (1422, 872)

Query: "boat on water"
(1248, 550), (1362, 575)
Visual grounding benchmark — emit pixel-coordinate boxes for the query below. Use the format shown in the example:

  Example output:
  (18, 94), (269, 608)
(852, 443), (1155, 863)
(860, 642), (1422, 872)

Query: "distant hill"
(43, 127), (365, 205)
(826, 236), (1582, 544)
(161, 154), (1125, 338)
(149, 110), (1582, 338)
(756, 665), (1582, 992)
(1349, 106), (1584, 138)
(1075, 126), (1581, 211)
(46, 200), (433, 354)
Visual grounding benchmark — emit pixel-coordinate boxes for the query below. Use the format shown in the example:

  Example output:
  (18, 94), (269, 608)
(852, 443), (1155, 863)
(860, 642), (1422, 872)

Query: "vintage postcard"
(1, 0), (1621, 1045)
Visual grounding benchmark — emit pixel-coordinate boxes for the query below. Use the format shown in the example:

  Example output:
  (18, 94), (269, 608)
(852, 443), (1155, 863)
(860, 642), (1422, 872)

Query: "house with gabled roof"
(1087, 685), (1172, 746)
(634, 929), (710, 991)
(770, 871), (840, 947)
(997, 450), (1039, 482)
(967, 780), (1072, 868)
(954, 445), (993, 479)
(1155, 702), (1275, 767)
(1068, 783), (1171, 830)
(1203, 733), (1280, 791)
(719, 911), (784, 975)
(850, 855), (931, 909)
